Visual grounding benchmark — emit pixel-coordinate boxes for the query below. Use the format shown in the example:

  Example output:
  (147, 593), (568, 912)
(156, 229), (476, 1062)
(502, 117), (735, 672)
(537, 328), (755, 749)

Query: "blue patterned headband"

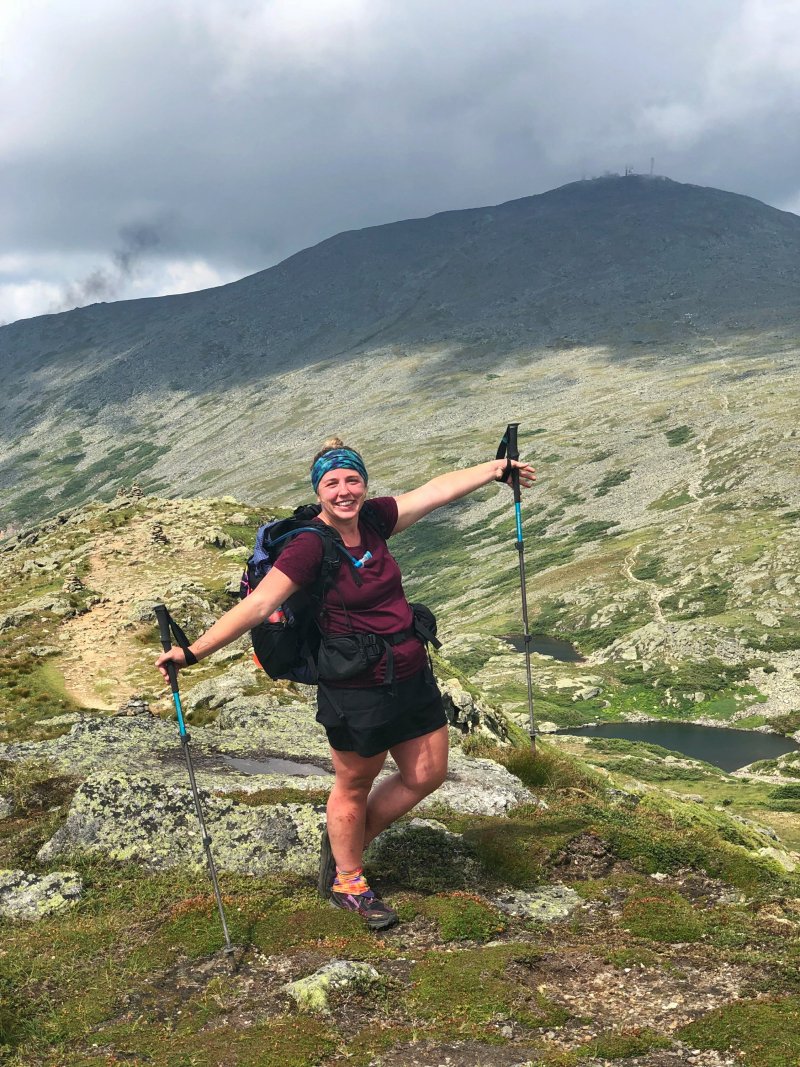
(311, 448), (369, 492)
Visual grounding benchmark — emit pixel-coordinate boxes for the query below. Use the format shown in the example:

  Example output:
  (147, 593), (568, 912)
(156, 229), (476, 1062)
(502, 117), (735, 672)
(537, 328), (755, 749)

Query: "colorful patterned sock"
(332, 867), (369, 894)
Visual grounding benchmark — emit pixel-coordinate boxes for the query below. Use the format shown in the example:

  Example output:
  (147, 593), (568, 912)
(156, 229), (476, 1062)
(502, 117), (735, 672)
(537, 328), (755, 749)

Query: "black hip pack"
(317, 603), (441, 686)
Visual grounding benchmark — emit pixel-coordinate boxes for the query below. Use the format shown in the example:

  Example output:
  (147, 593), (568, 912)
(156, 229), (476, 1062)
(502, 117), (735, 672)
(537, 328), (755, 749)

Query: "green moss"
(67, 1015), (337, 1067)
(678, 997), (800, 1066)
(597, 793), (792, 892)
(620, 888), (705, 942)
(462, 809), (588, 888)
(577, 1028), (671, 1059)
(366, 821), (477, 892)
(420, 892), (508, 942)
(406, 943), (560, 1027)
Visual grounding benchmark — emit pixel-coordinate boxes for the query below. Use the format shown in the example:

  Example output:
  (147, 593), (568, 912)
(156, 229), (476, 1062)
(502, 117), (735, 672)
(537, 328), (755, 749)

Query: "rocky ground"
(2, 494), (800, 1066)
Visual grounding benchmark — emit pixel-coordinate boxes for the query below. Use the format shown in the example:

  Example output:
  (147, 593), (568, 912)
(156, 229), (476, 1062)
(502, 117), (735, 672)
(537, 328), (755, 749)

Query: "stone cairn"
(62, 570), (85, 595)
(113, 696), (152, 717)
(150, 522), (169, 545)
(115, 483), (143, 500)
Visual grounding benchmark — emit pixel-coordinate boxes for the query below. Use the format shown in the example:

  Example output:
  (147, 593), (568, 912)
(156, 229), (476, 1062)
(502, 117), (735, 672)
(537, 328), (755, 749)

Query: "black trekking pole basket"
(497, 423), (537, 750)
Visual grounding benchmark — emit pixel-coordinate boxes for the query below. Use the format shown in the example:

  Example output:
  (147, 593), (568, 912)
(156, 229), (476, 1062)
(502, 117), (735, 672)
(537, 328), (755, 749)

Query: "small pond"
(557, 721), (800, 773)
(223, 755), (332, 777)
(504, 633), (584, 662)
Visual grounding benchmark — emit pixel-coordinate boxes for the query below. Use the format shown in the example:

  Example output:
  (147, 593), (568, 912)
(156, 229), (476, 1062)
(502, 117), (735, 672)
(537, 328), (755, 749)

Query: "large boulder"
(431, 749), (536, 815)
(38, 770), (326, 875)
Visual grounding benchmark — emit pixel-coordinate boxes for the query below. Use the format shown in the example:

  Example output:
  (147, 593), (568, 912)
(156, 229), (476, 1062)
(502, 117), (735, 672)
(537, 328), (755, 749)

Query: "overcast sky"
(2, 0), (800, 325)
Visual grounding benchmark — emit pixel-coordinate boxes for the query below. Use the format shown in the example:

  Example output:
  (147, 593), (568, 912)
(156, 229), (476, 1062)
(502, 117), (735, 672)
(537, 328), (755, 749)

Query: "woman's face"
(316, 468), (367, 524)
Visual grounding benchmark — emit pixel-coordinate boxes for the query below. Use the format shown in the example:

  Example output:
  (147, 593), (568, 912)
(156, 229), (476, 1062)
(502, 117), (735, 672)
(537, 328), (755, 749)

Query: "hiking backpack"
(239, 503), (389, 684)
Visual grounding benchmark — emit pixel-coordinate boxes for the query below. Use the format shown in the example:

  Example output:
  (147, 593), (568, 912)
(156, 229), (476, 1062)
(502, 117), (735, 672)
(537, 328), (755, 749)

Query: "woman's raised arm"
(393, 458), (535, 534)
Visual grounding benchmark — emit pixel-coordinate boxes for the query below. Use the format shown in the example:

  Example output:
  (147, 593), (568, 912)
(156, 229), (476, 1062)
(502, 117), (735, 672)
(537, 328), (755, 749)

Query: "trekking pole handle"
(154, 604), (179, 695)
(499, 422), (523, 525)
(505, 422), (520, 462)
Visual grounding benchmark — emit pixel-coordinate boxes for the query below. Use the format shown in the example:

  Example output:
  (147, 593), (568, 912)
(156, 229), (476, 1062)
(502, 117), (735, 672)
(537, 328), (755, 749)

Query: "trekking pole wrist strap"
(495, 459), (513, 484)
(495, 423), (520, 484)
(163, 609), (199, 666)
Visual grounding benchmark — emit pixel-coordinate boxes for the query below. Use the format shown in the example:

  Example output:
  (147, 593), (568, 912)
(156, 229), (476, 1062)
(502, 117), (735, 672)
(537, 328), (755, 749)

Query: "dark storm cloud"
(2, 0), (800, 322)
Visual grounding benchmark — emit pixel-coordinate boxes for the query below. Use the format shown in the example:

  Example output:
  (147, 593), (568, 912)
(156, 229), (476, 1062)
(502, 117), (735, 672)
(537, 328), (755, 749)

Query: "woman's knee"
(331, 769), (376, 799)
(391, 728), (449, 796)
(400, 760), (448, 797)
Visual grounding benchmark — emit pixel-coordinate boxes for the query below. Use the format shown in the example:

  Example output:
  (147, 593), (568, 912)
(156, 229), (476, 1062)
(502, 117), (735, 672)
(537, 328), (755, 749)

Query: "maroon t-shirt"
(273, 497), (426, 687)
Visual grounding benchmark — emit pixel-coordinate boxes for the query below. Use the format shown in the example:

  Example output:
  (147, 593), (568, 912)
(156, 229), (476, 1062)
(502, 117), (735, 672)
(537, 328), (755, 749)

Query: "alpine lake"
(505, 634), (800, 772)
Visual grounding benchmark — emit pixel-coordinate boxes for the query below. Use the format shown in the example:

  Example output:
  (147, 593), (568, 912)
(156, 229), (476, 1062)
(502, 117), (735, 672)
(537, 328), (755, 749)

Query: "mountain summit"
(3, 175), (800, 390)
(1, 174), (799, 524)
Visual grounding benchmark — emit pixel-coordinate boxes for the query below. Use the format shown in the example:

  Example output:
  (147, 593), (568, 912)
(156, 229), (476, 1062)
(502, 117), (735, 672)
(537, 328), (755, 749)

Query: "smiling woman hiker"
(156, 438), (535, 930)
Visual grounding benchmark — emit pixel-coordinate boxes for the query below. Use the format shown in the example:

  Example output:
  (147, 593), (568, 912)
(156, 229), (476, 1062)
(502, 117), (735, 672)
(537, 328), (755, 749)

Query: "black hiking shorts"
(316, 668), (447, 758)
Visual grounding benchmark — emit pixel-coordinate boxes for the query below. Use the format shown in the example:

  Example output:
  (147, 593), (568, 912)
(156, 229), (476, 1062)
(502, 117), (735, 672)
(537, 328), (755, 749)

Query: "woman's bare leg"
(326, 747), (387, 870)
(364, 726), (449, 845)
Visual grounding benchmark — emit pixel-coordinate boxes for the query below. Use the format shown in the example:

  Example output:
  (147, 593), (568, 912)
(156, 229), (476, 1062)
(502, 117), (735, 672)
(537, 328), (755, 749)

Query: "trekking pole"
(154, 604), (235, 957)
(496, 423), (536, 752)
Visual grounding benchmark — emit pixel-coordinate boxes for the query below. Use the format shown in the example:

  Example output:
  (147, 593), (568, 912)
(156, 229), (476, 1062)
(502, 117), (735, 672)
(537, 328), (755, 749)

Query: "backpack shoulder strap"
(359, 501), (391, 541)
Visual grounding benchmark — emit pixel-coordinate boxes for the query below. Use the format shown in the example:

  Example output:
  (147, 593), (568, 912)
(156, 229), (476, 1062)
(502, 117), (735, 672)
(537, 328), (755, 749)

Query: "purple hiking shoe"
(329, 888), (398, 931)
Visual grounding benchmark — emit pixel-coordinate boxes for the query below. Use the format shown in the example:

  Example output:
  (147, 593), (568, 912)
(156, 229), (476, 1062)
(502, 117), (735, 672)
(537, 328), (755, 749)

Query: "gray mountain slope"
(3, 175), (800, 411)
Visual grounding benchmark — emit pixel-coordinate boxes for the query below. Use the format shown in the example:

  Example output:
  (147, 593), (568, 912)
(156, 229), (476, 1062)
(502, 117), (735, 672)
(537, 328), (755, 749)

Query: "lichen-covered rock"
(1, 695), (536, 817)
(37, 770), (326, 875)
(438, 677), (513, 743)
(33, 712), (83, 728)
(491, 885), (582, 922)
(0, 715), (197, 778)
(202, 528), (237, 549)
(366, 818), (481, 891)
(0, 869), (82, 920)
(183, 666), (261, 714)
(0, 593), (76, 630)
(0, 795), (13, 819)
(213, 698), (333, 761)
(757, 846), (799, 872)
(423, 749), (537, 815)
(21, 593), (76, 617)
(285, 960), (382, 1013)
(573, 685), (601, 701)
